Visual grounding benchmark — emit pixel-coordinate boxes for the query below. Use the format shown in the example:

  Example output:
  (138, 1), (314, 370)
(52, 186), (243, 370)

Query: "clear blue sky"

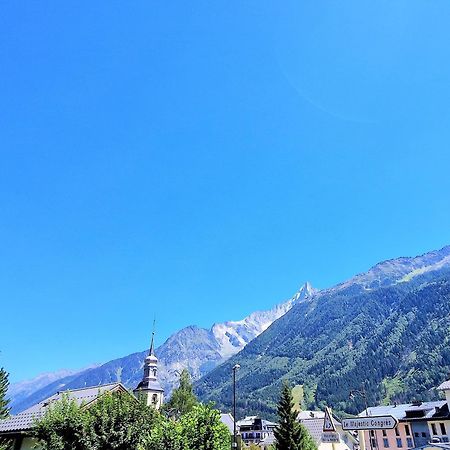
(1, 1), (450, 383)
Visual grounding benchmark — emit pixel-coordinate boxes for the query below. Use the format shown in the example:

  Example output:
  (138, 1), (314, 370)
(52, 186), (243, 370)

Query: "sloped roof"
(299, 417), (325, 444)
(298, 410), (327, 420)
(236, 416), (277, 428)
(438, 380), (450, 391)
(359, 401), (447, 421)
(134, 379), (164, 392)
(0, 383), (128, 434)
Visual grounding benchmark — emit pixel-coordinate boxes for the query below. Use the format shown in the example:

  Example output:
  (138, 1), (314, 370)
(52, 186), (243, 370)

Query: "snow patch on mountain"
(211, 282), (317, 358)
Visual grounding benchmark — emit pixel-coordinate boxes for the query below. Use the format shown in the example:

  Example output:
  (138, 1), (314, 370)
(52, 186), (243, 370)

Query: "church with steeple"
(133, 330), (164, 409)
(0, 329), (166, 449)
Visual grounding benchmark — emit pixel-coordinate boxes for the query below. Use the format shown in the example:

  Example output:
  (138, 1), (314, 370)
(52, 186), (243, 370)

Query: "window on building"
(383, 438), (390, 448)
(396, 438), (402, 448)
(371, 438), (378, 448)
(406, 438), (413, 448)
(405, 425), (411, 436)
(414, 432), (419, 438)
(431, 424), (438, 435)
(395, 428), (400, 437)
(421, 433), (427, 438)
(383, 430), (387, 437)
(371, 430), (376, 437)
(440, 423), (446, 435)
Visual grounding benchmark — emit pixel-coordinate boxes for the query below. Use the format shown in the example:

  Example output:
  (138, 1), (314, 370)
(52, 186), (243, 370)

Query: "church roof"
(134, 379), (164, 392)
(0, 383), (129, 434)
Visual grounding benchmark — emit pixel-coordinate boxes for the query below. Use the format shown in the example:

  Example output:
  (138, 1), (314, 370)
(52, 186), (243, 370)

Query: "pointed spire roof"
(149, 330), (155, 356)
(147, 319), (157, 361)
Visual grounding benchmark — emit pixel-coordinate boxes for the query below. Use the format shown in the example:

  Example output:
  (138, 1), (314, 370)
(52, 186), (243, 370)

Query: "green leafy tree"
(297, 424), (317, 450)
(0, 368), (9, 420)
(34, 388), (230, 450)
(180, 403), (230, 450)
(33, 394), (88, 450)
(0, 368), (11, 450)
(34, 390), (158, 450)
(274, 382), (317, 450)
(85, 391), (159, 450)
(163, 369), (198, 418)
(146, 418), (184, 450)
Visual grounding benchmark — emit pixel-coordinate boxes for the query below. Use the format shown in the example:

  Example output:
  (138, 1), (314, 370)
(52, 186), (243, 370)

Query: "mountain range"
(8, 282), (316, 413)
(9, 246), (450, 419)
(195, 245), (450, 419)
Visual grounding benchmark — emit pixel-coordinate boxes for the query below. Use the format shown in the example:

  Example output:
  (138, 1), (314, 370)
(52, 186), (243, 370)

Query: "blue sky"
(1, 1), (450, 382)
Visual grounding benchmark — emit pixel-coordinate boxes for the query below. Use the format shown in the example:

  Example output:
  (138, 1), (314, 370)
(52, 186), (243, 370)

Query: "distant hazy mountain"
(196, 245), (450, 419)
(8, 366), (98, 414)
(8, 282), (315, 413)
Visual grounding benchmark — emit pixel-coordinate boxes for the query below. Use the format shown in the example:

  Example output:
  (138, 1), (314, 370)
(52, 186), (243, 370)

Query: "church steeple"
(149, 329), (155, 357)
(133, 323), (164, 409)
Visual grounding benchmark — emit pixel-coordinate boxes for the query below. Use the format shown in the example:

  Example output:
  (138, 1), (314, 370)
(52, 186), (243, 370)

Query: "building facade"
(236, 416), (277, 448)
(360, 380), (450, 450)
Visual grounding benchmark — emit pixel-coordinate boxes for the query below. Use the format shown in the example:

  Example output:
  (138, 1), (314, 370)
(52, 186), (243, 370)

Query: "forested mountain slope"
(196, 247), (450, 419)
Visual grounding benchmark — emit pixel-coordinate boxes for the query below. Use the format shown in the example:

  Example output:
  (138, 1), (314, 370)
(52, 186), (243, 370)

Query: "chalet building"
(236, 416), (277, 449)
(360, 380), (450, 450)
(0, 333), (164, 450)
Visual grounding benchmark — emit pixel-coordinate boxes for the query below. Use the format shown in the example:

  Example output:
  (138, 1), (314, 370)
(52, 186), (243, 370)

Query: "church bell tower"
(134, 329), (164, 409)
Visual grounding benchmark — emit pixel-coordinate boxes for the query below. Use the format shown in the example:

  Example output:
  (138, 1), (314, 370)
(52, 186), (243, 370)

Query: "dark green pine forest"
(195, 268), (450, 420)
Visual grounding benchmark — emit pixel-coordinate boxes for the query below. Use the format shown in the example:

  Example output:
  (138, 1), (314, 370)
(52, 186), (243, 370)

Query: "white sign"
(341, 416), (398, 430)
(322, 432), (340, 443)
(323, 407), (336, 432)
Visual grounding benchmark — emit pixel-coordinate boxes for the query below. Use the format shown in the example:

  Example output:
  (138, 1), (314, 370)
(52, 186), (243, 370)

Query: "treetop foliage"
(0, 368), (10, 450)
(0, 368), (9, 420)
(274, 382), (317, 450)
(163, 369), (198, 418)
(33, 388), (230, 450)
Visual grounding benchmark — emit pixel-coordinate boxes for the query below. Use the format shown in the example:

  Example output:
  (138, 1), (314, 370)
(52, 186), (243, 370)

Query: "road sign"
(341, 416), (398, 431)
(323, 407), (337, 432)
(322, 432), (340, 443)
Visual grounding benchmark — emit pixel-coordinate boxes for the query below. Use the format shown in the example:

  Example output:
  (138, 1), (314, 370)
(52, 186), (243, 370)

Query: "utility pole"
(232, 364), (240, 450)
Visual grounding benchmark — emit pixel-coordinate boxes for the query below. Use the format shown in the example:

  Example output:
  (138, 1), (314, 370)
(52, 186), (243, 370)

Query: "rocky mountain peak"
(292, 281), (316, 302)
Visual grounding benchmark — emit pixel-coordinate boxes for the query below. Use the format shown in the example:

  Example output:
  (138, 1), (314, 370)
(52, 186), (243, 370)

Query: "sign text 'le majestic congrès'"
(342, 416), (398, 431)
